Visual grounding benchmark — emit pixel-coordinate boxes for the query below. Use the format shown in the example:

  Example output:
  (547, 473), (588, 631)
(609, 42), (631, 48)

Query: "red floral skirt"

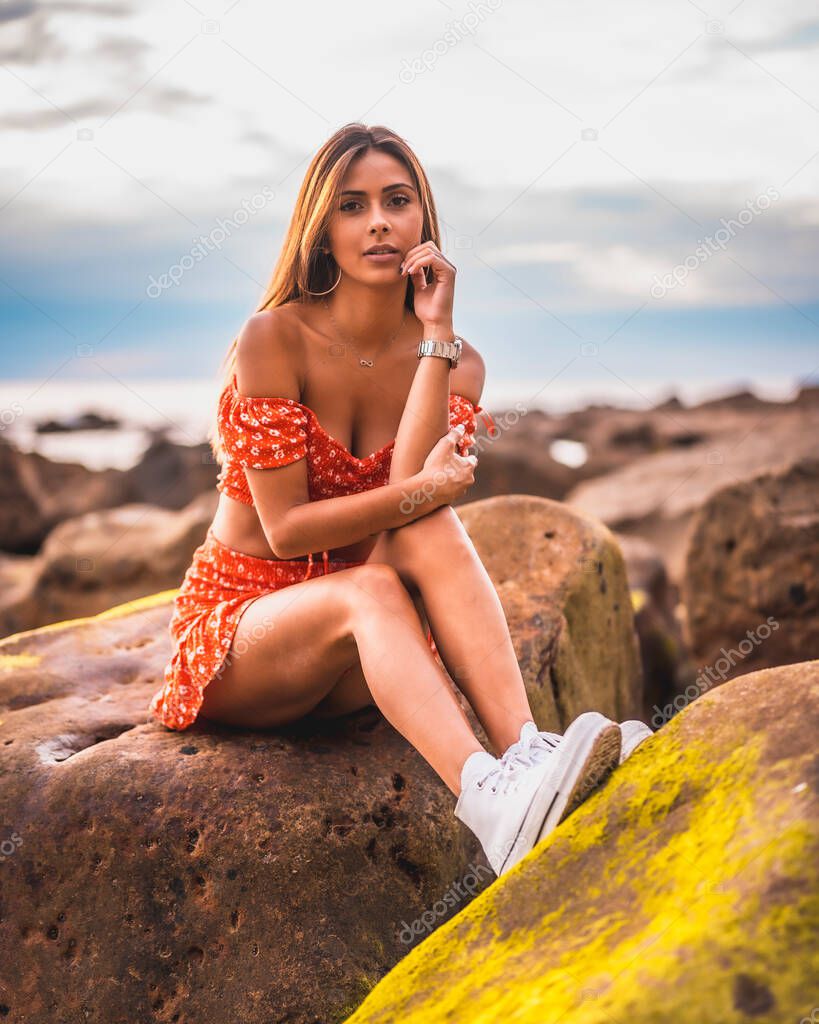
(148, 528), (437, 731)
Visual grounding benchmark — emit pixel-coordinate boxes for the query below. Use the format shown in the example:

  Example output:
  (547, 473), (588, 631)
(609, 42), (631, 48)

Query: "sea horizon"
(0, 371), (813, 474)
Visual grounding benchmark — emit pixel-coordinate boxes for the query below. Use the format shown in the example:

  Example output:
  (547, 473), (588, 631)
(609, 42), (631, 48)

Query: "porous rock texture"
(455, 495), (643, 732)
(344, 660), (819, 1024)
(0, 494), (643, 1023)
(683, 456), (819, 677)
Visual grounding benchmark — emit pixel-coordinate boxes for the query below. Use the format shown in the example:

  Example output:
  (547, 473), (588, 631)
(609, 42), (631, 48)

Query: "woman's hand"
(419, 424), (477, 504)
(400, 241), (456, 331)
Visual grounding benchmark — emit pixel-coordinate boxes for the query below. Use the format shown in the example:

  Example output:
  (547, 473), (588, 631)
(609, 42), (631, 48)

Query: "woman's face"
(325, 148), (424, 285)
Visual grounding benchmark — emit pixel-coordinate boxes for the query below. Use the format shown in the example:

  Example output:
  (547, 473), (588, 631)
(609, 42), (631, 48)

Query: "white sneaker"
(500, 714), (622, 843)
(618, 719), (653, 763)
(499, 720), (563, 771)
(454, 748), (565, 876)
(532, 710), (622, 846)
(510, 715), (651, 769)
(455, 713), (622, 877)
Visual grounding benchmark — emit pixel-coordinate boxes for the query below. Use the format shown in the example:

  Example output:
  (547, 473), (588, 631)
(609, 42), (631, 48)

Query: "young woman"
(148, 123), (651, 876)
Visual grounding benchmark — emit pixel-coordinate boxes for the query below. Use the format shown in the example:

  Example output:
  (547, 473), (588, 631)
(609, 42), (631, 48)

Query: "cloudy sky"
(1, 0), (818, 413)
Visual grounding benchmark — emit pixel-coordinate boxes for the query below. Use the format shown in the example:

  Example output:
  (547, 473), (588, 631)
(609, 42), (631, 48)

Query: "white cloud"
(0, 0), (816, 387)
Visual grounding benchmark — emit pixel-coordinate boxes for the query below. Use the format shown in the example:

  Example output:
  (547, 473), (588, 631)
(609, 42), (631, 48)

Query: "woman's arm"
(389, 332), (486, 483)
(268, 469), (446, 559)
(388, 336), (451, 482)
(233, 310), (459, 560)
(389, 241), (485, 482)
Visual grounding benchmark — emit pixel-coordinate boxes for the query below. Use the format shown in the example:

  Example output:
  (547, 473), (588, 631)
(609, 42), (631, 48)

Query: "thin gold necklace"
(322, 297), (406, 368)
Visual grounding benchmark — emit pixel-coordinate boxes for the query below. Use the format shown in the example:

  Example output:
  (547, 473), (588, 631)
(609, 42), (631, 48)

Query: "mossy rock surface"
(344, 660), (819, 1024)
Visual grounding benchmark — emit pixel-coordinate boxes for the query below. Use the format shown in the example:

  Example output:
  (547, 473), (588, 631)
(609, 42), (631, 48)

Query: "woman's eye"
(340, 195), (411, 212)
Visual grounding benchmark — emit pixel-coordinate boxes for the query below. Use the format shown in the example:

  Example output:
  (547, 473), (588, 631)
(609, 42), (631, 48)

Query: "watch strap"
(417, 336), (463, 367)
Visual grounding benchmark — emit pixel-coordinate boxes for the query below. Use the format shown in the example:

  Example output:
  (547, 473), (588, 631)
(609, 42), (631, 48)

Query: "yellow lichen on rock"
(0, 588), (177, 646)
(344, 662), (819, 1024)
(0, 652), (42, 671)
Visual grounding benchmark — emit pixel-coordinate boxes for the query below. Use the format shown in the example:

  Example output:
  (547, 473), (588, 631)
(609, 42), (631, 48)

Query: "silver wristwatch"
(417, 335), (463, 368)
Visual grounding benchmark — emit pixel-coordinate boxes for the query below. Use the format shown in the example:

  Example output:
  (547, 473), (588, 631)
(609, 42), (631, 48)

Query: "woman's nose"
(368, 211), (391, 233)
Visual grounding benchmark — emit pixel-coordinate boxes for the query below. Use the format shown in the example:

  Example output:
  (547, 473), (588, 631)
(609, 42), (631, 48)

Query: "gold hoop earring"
(303, 250), (342, 297)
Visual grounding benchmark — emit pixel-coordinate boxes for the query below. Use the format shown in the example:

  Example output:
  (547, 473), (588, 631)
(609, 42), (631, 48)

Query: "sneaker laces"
(474, 756), (530, 796)
(501, 725), (562, 770)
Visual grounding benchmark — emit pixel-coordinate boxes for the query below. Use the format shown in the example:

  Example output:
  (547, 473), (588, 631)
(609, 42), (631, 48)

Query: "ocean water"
(0, 372), (809, 474)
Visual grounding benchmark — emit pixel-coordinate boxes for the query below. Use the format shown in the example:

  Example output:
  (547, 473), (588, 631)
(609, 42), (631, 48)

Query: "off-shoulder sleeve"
(218, 386), (308, 469)
(448, 394), (477, 456)
(448, 393), (498, 455)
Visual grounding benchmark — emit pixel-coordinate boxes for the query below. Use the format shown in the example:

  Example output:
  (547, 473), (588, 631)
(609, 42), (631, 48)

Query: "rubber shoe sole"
(619, 720), (653, 763)
(534, 711), (622, 846)
(496, 712), (621, 875)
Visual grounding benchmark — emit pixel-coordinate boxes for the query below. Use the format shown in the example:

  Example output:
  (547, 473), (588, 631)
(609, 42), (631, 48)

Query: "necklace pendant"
(359, 358), (374, 368)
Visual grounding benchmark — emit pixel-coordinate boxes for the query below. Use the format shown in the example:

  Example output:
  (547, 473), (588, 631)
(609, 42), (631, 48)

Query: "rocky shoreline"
(2, 385), (816, 721)
(0, 384), (817, 1023)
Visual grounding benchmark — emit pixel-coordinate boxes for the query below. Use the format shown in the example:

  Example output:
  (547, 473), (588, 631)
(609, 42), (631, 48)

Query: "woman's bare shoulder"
(234, 306), (306, 400)
(242, 302), (307, 337)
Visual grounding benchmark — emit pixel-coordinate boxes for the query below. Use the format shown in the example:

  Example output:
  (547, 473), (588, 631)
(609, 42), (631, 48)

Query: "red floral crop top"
(215, 373), (496, 576)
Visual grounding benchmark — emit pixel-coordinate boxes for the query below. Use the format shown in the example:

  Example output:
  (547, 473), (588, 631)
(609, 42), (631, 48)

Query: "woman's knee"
(339, 562), (419, 622)
(398, 505), (466, 541)
(386, 505), (474, 565)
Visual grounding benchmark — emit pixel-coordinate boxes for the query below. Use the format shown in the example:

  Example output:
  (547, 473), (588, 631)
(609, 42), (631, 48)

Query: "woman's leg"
(367, 505), (536, 757)
(307, 582), (429, 717)
(197, 562), (484, 795)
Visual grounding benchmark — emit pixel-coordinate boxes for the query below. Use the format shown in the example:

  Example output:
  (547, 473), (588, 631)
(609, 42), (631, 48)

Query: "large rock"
(0, 436), (218, 555)
(457, 390), (819, 512)
(344, 660), (819, 1023)
(565, 400), (819, 582)
(683, 456), (819, 679)
(122, 436), (218, 509)
(455, 495), (643, 729)
(0, 494), (643, 1023)
(0, 491), (217, 640)
(0, 437), (130, 554)
(0, 551), (39, 639)
(0, 594), (483, 1024)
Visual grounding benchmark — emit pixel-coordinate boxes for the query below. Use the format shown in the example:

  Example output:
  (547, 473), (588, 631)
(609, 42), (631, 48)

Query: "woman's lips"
(363, 251), (401, 262)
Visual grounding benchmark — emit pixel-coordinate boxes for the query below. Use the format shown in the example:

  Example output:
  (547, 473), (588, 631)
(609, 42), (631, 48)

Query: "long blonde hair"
(208, 122), (442, 465)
